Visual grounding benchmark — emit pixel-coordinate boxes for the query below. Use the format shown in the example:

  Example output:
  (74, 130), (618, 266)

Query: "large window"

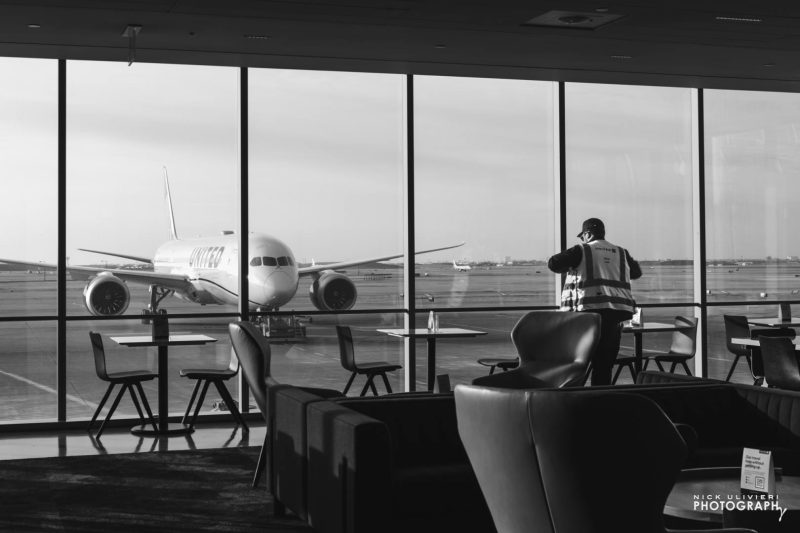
(0, 58), (58, 316)
(565, 83), (695, 305)
(248, 69), (405, 314)
(66, 61), (240, 317)
(705, 90), (800, 304)
(414, 76), (556, 308)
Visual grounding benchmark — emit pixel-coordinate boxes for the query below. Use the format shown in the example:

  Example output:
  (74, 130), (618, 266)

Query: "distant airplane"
(453, 260), (472, 272)
(0, 168), (463, 316)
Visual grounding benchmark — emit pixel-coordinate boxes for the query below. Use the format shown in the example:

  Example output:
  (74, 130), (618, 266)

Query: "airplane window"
(277, 257), (289, 266)
(263, 257), (277, 266)
(250, 257), (262, 266)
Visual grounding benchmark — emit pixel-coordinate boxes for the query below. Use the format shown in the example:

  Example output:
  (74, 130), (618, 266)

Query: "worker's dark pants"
(584, 309), (631, 386)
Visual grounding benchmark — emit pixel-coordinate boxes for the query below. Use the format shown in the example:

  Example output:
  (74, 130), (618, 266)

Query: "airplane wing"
(298, 242), (465, 276)
(0, 258), (194, 293)
(78, 248), (153, 264)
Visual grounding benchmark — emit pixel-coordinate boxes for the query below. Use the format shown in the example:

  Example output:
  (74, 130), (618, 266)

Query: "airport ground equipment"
(87, 331), (158, 439)
(336, 325), (401, 396)
(178, 348), (248, 431)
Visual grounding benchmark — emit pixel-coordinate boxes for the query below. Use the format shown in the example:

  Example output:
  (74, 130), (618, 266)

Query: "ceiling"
(2, 0), (800, 91)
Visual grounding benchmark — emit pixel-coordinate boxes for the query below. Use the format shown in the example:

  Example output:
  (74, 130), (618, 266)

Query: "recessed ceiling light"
(244, 34), (270, 40)
(558, 15), (592, 24)
(611, 55), (633, 60)
(434, 44), (447, 49)
(763, 63), (776, 67)
(27, 23), (41, 29)
(715, 16), (763, 23)
(595, 8), (609, 13)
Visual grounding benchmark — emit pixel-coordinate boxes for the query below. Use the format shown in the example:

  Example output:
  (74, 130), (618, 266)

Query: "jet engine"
(83, 272), (131, 316)
(308, 270), (357, 311)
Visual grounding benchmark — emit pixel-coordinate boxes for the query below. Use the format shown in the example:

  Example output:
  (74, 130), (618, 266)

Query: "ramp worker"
(548, 218), (642, 385)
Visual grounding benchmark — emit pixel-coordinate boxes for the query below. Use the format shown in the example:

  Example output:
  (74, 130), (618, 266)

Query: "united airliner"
(0, 169), (463, 316)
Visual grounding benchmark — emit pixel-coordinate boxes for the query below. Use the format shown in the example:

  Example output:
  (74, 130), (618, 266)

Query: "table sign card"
(631, 307), (642, 326)
(741, 447), (776, 495)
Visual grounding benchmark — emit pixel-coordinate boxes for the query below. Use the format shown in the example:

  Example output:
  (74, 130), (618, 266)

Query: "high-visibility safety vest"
(560, 239), (636, 313)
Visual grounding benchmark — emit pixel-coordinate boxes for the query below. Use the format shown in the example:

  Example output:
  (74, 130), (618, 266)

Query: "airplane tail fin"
(163, 166), (179, 240)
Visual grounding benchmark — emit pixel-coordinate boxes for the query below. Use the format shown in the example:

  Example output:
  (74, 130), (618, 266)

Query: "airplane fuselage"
(152, 232), (300, 310)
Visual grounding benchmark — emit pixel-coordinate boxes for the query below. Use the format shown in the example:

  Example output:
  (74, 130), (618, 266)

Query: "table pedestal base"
(131, 422), (194, 437)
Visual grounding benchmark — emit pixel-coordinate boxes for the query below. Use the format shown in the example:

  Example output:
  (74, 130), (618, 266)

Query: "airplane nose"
(251, 270), (296, 307)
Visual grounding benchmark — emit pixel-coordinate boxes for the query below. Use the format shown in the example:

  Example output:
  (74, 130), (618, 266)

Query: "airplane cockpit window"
(286, 257), (294, 266)
(263, 257), (278, 266)
(250, 257), (262, 266)
(277, 257), (290, 266)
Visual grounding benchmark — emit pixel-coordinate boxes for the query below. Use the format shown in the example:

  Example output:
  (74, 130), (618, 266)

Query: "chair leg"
(681, 361), (693, 375)
(612, 364), (623, 384)
(182, 379), (203, 424)
(655, 360), (665, 372)
(489, 365), (496, 375)
(96, 384), (128, 439)
(343, 372), (356, 395)
(628, 364), (638, 383)
(368, 376), (379, 396)
(669, 361), (678, 373)
(642, 359), (650, 371)
(89, 383), (116, 430)
(214, 380), (249, 432)
(127, 384), (146, 422)
(188, 380), (211, 430)
(724, 354), (741, 382)
(134, 382), (158, 432)
(380, 372), (393, 394)
(253, 435), (267, 489)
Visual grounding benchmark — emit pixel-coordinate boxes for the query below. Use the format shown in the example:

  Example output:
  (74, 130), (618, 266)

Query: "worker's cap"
(577, 218), (605, 238)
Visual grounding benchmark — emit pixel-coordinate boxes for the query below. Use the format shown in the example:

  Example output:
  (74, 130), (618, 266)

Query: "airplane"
(453, 260), (472, 272)
(0, 168), (464, 317)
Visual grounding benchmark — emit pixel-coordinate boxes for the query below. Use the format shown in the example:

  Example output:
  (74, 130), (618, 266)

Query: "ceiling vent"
(524, 10), (626, 30)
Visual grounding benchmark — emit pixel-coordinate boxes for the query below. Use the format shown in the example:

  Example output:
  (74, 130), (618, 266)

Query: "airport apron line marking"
(0, 369), (98, 409)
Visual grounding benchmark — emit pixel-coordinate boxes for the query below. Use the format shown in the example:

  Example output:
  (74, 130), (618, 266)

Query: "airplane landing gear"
(148, 285), (174, 312)
(253, 309), (307, 340)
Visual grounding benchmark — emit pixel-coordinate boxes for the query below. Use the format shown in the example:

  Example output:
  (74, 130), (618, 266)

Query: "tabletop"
(377, 327), (487, 339)
(664, 467), (800, 522)
(748, 317), (800, 328)
(109, 334), (218, 347)
(731, 337), (800, 348)
(622, 322), (690, 333)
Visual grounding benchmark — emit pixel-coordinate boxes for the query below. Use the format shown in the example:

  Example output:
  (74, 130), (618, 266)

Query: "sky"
(3, 57), (800, 264)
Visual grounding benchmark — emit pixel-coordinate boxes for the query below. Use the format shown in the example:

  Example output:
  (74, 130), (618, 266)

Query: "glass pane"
(705, 90), (800, 303)
(66, 61), (239, 317)
(0, 58), (58, 317)
(565, 83), (695, 305)
(249, 69), (405, 312)
(67, 316), (238, 422)
(0, 320), (57, 423)
(415, 76), (556, 308)
(269, 312), (404, 395)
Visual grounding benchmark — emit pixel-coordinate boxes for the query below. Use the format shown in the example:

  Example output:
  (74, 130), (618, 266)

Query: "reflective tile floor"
(0, 421), (264, 461)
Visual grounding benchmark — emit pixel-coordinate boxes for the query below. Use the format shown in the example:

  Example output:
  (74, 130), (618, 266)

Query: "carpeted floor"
(0, 446), (313, 532)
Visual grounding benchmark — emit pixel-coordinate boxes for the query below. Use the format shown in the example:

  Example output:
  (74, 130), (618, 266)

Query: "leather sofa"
(267, 372), (800, 532)
(270, 387), (495, 533)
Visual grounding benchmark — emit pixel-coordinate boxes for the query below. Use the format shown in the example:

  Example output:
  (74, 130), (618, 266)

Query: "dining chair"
(758, 336), (800, 391)
(471, 311), (600, 389)
(723, 315), (754, 382)
(642, 316), (698, 375)
(88, 331), (158, 439)
(611, 353), (637, 384)
(179, 348), (248, 431)
(336, 325), (401, 396)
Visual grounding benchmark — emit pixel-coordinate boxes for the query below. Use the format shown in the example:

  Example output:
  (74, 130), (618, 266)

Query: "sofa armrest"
(306, 400), (393, 533)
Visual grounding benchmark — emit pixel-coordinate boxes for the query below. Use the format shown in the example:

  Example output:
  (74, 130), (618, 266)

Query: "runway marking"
(0, 369), (97, 409)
